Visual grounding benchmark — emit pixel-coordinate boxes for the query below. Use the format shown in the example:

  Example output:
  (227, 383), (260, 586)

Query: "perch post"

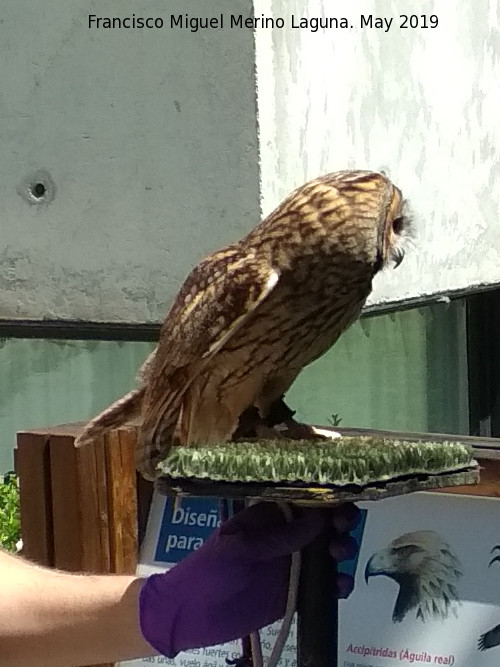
(156, 435), (479, 667)
(297, 529), (337, 667)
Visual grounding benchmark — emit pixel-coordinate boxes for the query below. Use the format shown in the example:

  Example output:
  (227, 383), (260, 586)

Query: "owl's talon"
(277, 419), (327, 441)
(264, 397), (297, 425)
(232, 406), (262, 439)
(233, 400), (327, 441)
(233, 406), (287, 440)
(264, 397), (326, 440)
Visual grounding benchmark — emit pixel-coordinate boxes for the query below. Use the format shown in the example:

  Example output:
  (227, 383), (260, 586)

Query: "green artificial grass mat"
(157, 437), (476, 487)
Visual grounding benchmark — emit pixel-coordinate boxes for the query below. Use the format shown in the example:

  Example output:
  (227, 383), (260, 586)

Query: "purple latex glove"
(139, 502), (360, 657)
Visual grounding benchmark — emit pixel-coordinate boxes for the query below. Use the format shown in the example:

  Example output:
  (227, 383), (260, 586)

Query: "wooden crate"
(16, 423), (500, 570)
(15, 422), (153, 667)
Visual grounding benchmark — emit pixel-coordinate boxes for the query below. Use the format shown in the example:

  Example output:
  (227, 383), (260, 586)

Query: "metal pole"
(297, 530), (338, 667)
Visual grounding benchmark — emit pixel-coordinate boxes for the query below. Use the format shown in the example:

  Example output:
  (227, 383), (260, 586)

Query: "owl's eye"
(392, 216), (405, 235)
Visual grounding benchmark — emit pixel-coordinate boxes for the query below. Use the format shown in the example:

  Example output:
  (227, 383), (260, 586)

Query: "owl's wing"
(137, 247), (279, 476)
(159, 247), (279, 366)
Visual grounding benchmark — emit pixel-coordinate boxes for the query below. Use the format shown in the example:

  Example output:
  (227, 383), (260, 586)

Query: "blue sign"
(155, 497), (221, 563)
(154, 498), (367, 577)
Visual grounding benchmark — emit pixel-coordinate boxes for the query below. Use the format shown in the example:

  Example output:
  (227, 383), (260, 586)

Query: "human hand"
(139, 502), (360, 657)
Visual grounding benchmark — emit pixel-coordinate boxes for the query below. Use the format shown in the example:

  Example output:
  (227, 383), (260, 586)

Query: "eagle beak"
(365, 557), (374, 583)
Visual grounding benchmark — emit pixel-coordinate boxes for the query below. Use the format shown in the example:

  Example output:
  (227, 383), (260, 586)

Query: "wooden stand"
(15, 423), (153, 667)
(16, 422), (142, 572)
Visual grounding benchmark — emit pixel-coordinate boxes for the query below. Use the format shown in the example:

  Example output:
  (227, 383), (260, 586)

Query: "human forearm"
(0, 504), (360, 665)
(0, 550), (155, 667)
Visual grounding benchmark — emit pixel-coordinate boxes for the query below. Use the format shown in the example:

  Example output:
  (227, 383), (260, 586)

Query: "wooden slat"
(76, 436), (111, 573)
(49, 433), (110, 573)
(437, 457), (500, 497)
(49, 434), (83, 571)
(16, 431), (54, 566)
(334, 425), (500, 452)
(19, 422), (85, 438)
(105, 428), (137, 574)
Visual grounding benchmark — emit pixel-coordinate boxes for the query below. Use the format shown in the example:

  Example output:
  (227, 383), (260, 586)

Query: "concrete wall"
(0, 302), (468, 474)
(1, 0), (260, 323)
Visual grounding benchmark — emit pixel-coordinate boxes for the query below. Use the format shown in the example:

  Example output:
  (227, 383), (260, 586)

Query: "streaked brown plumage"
(75, 170), (410, 479)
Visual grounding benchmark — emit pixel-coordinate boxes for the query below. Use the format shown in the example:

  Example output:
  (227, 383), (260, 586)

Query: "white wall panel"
(255, 0), (500, 309)
(3, 1), (499, 322)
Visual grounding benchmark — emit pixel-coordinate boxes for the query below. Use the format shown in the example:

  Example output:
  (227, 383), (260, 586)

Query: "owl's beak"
(392, 247), (405, 268)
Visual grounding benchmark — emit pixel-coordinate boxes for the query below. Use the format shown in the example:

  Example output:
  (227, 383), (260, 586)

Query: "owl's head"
(376, 173), (413, 272)
(326, 170), (413, 274)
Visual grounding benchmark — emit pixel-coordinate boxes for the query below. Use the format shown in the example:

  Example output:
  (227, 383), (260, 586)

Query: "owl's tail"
(74, 387), (145, 448)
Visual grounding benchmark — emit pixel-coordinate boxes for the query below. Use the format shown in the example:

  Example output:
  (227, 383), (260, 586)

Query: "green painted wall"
(1, 0), (260, 323)
(288, 300), (468, 434)
(0, 339), (154, 472)
(0, 300), (467, 474)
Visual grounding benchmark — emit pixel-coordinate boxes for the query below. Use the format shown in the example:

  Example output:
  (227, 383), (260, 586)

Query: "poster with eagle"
(339, 493), (500, 667)
(122, 490), (500, 667)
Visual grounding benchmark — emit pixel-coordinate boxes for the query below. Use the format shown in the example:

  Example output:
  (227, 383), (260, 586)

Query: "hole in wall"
(17, 170), (56, 205)
(31, 183), (46, 199)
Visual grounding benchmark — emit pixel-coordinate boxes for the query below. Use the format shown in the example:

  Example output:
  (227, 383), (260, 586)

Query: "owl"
(75, 170), (411, 479)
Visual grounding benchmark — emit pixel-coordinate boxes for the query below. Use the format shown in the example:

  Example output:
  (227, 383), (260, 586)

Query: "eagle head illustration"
(365, 530), (462, 623)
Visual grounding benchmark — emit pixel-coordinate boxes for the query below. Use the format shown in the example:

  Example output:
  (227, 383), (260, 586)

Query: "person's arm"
(1, 503), (360, 666)
(0, 548), (154, 667)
